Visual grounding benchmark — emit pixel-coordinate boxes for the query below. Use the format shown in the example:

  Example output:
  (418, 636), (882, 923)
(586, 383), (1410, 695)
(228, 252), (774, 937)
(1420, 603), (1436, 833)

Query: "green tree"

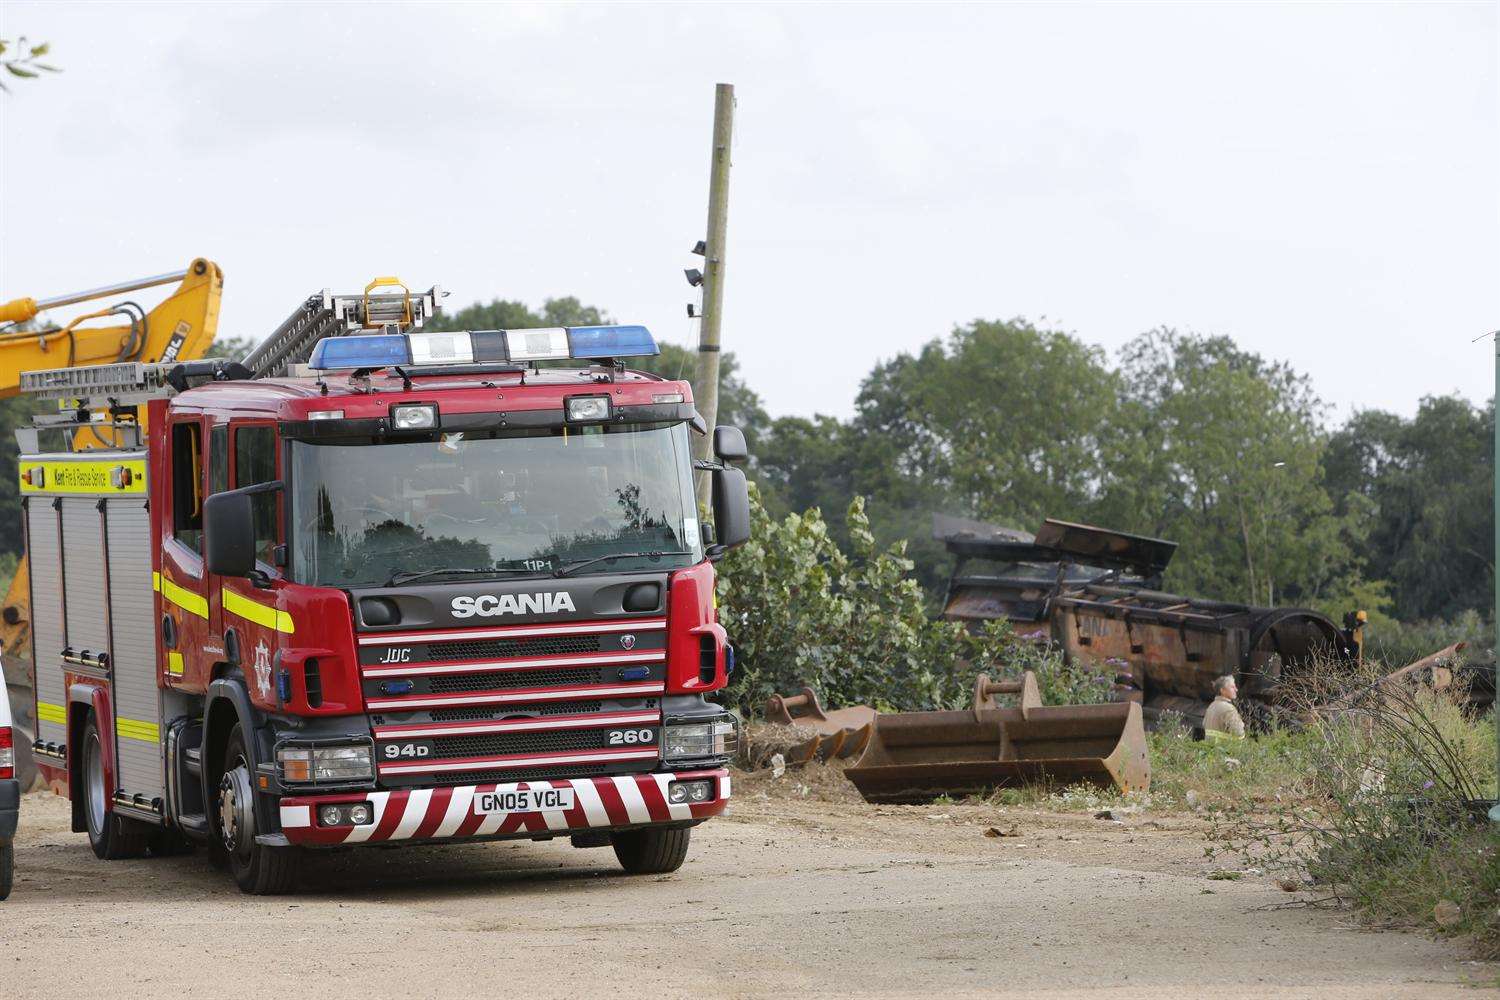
(851, 319), (1120, 524)
(835, 319), (1122, 595)
(717, 487), (1101, 712)
(428, 296), (770, 449)
(0, 396), (46, 556)
(1324, 395), (1494, 621)
(1107, 330), (1357, 606)
(636, 342), (769, 451)
(207, 334), (256, 362)
(427, 296), (610, 332)
(0, 38), (59, 93)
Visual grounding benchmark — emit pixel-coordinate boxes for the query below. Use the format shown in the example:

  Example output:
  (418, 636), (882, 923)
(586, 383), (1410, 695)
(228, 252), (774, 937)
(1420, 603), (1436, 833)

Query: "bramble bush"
(715, 489), (1106, 713)
(1210, 666), (1499, 957)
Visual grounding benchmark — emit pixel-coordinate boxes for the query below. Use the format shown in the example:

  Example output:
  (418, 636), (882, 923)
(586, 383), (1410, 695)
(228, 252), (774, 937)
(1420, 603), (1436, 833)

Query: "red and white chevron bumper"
(276, 769), (730, 847)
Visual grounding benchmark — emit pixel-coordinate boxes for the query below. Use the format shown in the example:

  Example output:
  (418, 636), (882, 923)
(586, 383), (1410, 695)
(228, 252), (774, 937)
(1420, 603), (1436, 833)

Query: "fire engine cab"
(19, 284), (750, 893)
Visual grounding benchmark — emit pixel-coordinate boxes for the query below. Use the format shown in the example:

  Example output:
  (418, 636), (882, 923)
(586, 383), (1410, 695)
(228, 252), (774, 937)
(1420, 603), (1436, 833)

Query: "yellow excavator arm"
(0, 258), (225, 667)
(0, 258), (223, 398)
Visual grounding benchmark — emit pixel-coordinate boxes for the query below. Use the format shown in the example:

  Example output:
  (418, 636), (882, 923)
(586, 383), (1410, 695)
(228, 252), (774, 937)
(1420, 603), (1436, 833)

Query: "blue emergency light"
(306, 325), (659, 371)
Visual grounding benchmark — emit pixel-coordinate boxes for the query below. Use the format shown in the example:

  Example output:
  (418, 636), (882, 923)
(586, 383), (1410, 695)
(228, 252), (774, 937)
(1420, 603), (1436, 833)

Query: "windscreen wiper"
(384, 567), (544, 587)
(554, 550), (693, 578)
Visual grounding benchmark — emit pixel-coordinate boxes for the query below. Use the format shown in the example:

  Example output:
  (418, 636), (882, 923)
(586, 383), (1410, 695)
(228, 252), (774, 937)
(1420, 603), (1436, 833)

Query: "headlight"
(391, 403), (438, 430)
(277, 744), (374, 783)
(662, 717), (737, 761)
(566, 395), (611, 422)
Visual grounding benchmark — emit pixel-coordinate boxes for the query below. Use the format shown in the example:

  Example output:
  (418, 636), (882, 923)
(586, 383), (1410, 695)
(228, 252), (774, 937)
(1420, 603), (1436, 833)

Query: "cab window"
(234, 425), (279, 567)
(170, 422), (204, 551)
(209, 424), (228, 496)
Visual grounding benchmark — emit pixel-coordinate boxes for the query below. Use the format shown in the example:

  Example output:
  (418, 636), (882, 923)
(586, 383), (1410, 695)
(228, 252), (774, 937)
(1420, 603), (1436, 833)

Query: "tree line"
(433, 299), (1494, 646)
(0, 297), (1486, 658)
(426, 299), (1492, 644)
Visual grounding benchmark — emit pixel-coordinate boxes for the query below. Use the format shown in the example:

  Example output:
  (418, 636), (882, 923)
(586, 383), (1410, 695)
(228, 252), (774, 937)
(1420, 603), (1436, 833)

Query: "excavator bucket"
(762, 688), (877, 764)
(844, 673), (1150, 803)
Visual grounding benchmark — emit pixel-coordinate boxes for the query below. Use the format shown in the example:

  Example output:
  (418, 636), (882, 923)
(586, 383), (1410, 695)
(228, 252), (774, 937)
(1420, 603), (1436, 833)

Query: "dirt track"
(4, 770), (1494, 999)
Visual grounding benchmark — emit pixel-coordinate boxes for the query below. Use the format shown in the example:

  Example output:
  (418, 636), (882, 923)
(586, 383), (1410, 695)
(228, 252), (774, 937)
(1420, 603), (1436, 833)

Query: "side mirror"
(710, 465), (751, 553)
(204, 481), (281, 578)
(713, 425), (747, 464)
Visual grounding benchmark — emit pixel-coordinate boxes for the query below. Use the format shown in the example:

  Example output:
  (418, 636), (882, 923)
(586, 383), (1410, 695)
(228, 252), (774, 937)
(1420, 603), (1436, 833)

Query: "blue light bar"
(308, 335), (411, 370)
(304, 324), (659, 372)
(566, 325), (659, 360)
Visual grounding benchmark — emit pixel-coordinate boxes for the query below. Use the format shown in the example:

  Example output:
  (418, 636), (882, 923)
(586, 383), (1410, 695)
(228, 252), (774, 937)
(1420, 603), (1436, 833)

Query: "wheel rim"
(84, 731), (106, 837)
(217, 756), (255, 858)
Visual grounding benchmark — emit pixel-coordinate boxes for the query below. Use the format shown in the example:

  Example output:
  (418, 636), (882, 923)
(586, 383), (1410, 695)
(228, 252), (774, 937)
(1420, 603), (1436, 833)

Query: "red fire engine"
(20, 283), (750, 893)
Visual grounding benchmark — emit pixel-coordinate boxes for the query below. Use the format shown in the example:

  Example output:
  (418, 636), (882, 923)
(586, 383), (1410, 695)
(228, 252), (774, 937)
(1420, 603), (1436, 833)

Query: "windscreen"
(289, 422), (701, 588)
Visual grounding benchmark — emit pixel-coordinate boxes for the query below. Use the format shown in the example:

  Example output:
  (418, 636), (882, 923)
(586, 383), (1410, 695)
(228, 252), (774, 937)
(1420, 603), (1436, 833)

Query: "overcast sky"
(2, 2), (1495, 423)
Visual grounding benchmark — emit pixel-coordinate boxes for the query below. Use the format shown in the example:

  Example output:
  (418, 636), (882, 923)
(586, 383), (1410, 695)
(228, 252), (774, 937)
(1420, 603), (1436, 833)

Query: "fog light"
(316, 802), (375, 827)
(565, 395), (610, 422)
(391, 403), (437, 430)
(668, 779), (714, 804)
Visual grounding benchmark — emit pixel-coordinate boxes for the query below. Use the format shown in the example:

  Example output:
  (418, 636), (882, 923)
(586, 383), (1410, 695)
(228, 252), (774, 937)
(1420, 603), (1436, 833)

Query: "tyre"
(82, 716), (149, 860)
(0, 843), (12, 900)
(215, 724), (300, 895)
(611, 825), (691, 874)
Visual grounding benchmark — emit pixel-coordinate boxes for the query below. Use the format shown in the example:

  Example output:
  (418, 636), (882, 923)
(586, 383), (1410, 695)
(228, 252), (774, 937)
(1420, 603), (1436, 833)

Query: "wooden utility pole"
(693, 82), (735, 507)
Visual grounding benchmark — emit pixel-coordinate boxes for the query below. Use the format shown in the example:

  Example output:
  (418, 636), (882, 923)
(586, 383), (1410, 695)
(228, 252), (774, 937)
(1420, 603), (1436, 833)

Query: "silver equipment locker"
(21, 451), (163, 806)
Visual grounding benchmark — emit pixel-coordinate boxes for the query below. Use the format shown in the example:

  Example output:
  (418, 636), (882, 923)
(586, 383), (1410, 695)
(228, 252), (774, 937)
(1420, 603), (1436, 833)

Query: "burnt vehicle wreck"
(934, 514), (1363, 732)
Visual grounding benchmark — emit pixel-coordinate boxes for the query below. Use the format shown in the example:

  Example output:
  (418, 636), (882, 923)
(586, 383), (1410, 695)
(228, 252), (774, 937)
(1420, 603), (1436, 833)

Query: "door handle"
(161, 614), (178, 650)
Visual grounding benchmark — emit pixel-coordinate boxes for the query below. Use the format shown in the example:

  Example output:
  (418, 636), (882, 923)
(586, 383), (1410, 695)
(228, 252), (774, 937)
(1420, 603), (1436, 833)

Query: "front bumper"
(277, 768), (730, 847)
(0, 778), (19, 844)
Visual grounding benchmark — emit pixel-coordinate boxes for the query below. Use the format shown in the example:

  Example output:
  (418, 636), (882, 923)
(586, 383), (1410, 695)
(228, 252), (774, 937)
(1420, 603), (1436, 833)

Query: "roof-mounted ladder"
(242, 279), (443, 378)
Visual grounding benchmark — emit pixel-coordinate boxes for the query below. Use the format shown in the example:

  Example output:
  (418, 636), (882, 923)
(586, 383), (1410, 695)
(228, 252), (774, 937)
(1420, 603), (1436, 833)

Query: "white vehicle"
(0, 666), (16, 900)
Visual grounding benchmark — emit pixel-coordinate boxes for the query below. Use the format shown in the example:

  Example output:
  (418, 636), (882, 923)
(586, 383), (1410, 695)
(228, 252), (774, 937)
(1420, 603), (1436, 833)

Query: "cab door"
(158, 416), (214, 690)
(217, 422), (288, 712)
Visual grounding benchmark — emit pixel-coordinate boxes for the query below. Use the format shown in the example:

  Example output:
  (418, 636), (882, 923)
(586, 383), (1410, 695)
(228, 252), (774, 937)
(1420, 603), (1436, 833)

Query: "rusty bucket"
(843, 672), (1150, 803)
(763, 688), (877, 764)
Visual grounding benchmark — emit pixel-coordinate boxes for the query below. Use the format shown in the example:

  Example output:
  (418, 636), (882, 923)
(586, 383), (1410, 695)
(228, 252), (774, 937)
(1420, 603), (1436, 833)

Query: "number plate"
(472, 786), (576, 815)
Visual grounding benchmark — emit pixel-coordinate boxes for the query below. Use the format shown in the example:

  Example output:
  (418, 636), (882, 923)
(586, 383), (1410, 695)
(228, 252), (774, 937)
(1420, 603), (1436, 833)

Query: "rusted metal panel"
(936, 514), (1360, 725)
(762, 688), (876, 764)
(1032, 519), (1177, 579)
(845, 670), (1150, 803)
(933, 514), (1175, 579)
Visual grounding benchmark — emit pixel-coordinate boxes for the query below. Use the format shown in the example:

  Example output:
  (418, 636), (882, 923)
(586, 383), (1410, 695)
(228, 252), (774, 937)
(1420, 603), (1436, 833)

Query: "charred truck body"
(21, 286), (751, 893)
(935, 515), (1361, 732)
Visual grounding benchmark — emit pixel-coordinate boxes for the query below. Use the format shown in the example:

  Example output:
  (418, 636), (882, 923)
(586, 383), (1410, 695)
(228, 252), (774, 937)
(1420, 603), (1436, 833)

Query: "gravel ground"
(3, 770), (1495, 999)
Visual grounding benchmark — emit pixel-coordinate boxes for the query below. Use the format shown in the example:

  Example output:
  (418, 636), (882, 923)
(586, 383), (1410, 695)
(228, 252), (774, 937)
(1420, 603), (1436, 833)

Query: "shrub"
(1216, 668), (1499, 956)
(716, 489), (1108, 713)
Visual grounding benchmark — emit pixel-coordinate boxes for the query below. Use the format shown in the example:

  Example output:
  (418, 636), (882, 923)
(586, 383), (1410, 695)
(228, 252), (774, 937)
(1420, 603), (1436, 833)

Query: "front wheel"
(611, 825), (691, 874)
(215, 724), (301, 895)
